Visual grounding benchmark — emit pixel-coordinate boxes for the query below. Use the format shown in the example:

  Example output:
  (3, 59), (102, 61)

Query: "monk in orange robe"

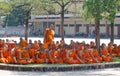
(17, 49), (33, 64)
(35, 50), (46, 64)
(19, 38), (28, 49)
(101, 44), (113, 62)
(0, 47), (9, 63)
(33, 40), (40, 50)
(82, 49), (95, 64)
(65, 47), (81, 64)
(111, 44), (118, 57)
(90, 48), (102, 63)
(107, 42), (114, 55)
(52, 49), (63, 64)
(116, 45), (120, 57)
(43, 24), (55, 49)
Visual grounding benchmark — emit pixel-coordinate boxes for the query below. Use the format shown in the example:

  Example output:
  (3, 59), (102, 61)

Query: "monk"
(17, 48), (34, 64)
(65, 46), (81, 64)
(19, 38), (27, 49)
(116, 45), (120, 57)
(111, 44), (118, 57)
(35, 50), (46, 64)
(52, 48), (63, 64)
(43, 24), (55, 49)
(27, 39), (33, 50)
(107, 42), (114, 55)
(82, 48), (95, 64)
(33, 40), (40, 51)
(90, 47), (102, 63)
(101, 43), (113, 62)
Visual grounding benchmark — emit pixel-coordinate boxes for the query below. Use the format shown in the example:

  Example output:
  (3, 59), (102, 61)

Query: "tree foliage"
(103, 0), (120, 23)
(82, 0), (105, 54)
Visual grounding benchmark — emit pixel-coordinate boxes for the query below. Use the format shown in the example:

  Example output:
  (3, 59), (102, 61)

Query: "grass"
(25, 57), (120, 66)
(113, 57), (120, 62)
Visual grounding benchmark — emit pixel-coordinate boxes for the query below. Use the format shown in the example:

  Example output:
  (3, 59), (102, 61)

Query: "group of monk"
(0, 38), (120, 64)
(0, 25), (120, 64)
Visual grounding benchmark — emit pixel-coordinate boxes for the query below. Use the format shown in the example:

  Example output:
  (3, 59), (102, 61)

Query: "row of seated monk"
(0, 38), (119, 64)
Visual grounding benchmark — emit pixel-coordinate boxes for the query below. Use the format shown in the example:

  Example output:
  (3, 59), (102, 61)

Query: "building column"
(86, 25), (89, 34)
(118, 25), (120, 37)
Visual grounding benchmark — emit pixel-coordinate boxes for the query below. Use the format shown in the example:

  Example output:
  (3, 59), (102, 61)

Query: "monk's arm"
(43, 29), (48, 43)
(90, 52), (98, 62)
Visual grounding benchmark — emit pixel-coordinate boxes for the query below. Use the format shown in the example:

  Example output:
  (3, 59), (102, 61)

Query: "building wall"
(30, 17), (120, 37)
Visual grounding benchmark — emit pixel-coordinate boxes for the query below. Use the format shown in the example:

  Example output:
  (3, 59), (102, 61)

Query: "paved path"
(1, 37), (120, 45)
(1, 68), (120, 76)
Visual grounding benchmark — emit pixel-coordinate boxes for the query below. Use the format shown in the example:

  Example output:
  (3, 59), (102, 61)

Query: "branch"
(64, 1), (72, 11)
(14, 3), (30, 8)
(64, 0), (72, 7)
(53, 0), (62, 7)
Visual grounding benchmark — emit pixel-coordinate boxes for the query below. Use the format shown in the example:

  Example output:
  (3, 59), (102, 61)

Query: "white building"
(29, 14), (120, 38)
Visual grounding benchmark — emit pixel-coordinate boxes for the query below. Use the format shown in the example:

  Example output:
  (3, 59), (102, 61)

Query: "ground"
(0, 68), (120, 76)
(0, 37), (120, 76)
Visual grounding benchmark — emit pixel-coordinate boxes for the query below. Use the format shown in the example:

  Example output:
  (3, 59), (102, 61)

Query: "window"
(64, 24), (68, 27)
(56, 24), (60, 27)
(69, 24), (74, 27)
(76, 24), (82, 27)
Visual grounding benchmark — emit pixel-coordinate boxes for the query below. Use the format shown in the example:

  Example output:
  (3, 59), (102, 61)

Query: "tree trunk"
(110, 22), (114, 44)
(61, 6), (65, 42)
(25, 12), (29, 41)
(95, 19), (101, 56)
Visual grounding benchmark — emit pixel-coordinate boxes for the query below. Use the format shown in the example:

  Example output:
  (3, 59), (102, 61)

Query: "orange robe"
(65, 49), (80, 64)
(29, 49), (37, 58)
(107, 46), (114, 54)
(44, 29), (54, 48)
(111, 47), (118, 57)
(36, 51), (46, 64)
(116, 45), (120, 56)
(82, 51), (94, 64)
(101, 49), (113, 62)
(53, 50), (63, 64)
(19, 39), (27, 48)
(17, 50), (30, 64)
(91, 49), (102, 63)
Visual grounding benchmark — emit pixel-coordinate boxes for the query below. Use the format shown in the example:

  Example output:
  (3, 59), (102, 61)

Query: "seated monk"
(77, 50), (88, 64)
(90, 47), (102, 63)
(43, 25), (55, 49)
(82, 48), (95, 64)
(7, 48), (17, 64)
(29, 48), (37, 58)
(35, 49), (46, 64)
(111, 44), (118, 57)
(116, 45), (120, 57)
(65, 47), (81, 64)
(101, 43), (113, 62)
(52, 49), (63, 64)
(47, 47), (56, 64)
(17, 48), (34, 64)
(59, 46), (66, 63)
(33, 40), (40, 51)
(19, 38), (28, 49)
(0, 46), (16, 64)
(6, 40), (16, 51)
(107, 42), (114, 55)
(0, 47), (9, 63)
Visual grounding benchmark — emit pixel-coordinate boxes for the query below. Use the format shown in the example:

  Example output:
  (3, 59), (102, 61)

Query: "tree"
(83, 0), (104, 55)
(0, 1), (12, 28)
(103, 0), (120, 44)
(9, 0), (46, 41)
(51, 0), (73, 42)
(7, 6), (26, 26)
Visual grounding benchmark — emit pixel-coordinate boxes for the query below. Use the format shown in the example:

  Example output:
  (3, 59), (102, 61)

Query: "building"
(29, 13), (120, 38)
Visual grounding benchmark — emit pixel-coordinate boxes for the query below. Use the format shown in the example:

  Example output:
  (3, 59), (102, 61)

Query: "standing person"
(43, 24), (55, 49)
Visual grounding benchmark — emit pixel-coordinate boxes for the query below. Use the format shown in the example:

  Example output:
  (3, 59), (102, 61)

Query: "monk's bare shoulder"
(46, 28), (49, 30)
